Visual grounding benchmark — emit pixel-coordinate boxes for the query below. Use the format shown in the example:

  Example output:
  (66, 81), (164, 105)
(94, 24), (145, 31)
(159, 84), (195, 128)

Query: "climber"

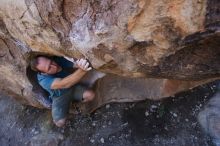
(30, 55), (95, 127)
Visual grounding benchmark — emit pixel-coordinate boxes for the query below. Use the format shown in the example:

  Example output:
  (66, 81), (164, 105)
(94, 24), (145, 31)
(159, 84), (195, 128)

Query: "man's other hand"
(76, 58), (92, 71)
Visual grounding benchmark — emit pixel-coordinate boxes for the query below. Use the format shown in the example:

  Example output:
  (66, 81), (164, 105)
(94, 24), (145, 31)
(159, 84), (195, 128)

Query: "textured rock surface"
(0, 0), (219, 108)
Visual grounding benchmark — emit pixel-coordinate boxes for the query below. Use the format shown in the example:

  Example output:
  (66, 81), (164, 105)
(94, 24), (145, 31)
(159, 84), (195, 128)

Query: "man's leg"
(52, 85), (95, 127)
(71, 84), (95, 102)
(82, 90), (95, 102)
(52, 92), (72, 127)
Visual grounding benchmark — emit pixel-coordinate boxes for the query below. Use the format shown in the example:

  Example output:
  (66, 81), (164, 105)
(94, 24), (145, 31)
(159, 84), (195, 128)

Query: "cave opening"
(25, 52), (53, 109)
(25, 51), (106, 110)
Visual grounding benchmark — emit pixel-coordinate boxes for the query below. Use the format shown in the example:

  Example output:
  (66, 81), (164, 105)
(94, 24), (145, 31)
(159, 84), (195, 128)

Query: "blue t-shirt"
(37, 56), (75, 99)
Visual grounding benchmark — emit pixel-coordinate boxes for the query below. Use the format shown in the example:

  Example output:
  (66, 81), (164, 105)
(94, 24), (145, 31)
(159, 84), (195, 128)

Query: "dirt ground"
(0, 81), (219, 146)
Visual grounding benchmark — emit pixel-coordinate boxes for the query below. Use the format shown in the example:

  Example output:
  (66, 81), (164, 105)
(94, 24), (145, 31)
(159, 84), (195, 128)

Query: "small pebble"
(145, 111), (149, 117)
(164, 126), (168, 130)
(151, 105), (157, 109)
(170, 111), (178, 117)
(173, 113), (177, 117)
(92, 122), (96, 127)
(61, 129), (65, 133)
(100, 138), (105, 143)
(106, 104), (110, 109)
(90, 139), (95, 143)
(31, 128), (36, 133)
(34, 131), (39, 135)
(121, 122), (128, 127)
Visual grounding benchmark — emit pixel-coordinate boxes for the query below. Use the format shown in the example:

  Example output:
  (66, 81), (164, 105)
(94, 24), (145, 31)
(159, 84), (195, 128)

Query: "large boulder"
(0, 0), (219, 111)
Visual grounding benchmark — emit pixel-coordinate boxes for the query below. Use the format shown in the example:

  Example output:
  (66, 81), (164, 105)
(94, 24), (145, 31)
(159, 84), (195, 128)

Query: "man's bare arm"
(51, 58), (92, 89)
(51, 68), (87, 89)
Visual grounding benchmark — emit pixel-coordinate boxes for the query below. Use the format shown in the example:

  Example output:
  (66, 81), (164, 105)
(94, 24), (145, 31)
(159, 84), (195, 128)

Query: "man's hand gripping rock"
(76, 58), (92, 72)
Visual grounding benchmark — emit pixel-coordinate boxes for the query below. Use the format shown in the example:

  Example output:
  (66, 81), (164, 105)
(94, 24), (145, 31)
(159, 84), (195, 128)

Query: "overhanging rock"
(0, 0), (219, 112)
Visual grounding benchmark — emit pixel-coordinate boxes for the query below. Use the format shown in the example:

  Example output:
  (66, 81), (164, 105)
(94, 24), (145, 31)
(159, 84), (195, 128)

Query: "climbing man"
(30, 55), (95, 127)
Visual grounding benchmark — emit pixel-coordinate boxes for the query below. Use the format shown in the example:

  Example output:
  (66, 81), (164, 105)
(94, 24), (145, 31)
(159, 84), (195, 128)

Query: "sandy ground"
(0, 81), (219, 146)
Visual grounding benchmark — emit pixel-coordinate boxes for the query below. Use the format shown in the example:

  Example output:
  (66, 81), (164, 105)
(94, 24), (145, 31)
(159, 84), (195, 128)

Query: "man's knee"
(54, 118), (66, 127)
(83, 90), (95, 102)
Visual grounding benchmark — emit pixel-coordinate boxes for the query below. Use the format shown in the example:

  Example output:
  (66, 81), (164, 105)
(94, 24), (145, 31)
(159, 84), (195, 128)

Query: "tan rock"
(0, 0), (219, 110)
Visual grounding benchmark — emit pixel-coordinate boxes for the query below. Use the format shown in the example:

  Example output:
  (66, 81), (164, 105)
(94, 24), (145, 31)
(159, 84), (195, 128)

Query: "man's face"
(36, 57), (60, 74)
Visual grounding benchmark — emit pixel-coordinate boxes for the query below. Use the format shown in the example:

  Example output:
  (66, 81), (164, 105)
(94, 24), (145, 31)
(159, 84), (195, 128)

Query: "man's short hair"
(30, 55), (51, 72)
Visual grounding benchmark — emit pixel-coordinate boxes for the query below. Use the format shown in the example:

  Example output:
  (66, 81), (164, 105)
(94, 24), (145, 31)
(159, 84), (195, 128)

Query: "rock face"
(0, 0), (219, 109)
